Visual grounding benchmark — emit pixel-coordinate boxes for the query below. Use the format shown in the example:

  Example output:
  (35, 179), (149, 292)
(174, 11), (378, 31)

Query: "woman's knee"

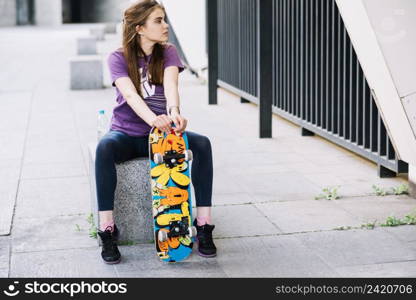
(96, 136), (117, 160)
(189, 134), (212, 153)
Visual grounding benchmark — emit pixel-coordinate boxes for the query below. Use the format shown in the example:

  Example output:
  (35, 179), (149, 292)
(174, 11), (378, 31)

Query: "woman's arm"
(114, 77), (172, 133)
(164, 66), (187, 132)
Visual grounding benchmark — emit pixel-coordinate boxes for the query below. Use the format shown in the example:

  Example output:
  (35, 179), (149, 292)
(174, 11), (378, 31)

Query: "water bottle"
(97, 110), (108, 141)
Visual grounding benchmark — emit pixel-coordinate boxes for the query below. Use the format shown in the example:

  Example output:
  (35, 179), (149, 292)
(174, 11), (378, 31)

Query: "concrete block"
(35, 0), (62, 26)
(77, 37), (97, 55)
(70, 56), (103, 90)
(0, 0), (16, 27)
(88, 143), (153, 245)
(90, 26), (105, 41)
(104, 23), (117, 34)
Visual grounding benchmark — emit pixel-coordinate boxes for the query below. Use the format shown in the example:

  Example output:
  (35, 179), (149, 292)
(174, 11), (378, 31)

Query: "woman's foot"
(193, 219), (217, 257)
(97, 224), (121, 264)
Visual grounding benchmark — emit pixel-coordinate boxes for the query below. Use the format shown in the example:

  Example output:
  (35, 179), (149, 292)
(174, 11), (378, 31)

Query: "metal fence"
(209, 0), (408, 177)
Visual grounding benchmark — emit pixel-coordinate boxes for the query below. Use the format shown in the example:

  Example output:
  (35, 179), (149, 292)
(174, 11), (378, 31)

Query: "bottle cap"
(99, 110), (105, 114)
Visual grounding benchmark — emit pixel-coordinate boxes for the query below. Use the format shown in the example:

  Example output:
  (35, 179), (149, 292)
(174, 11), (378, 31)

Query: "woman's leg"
(186, 131), (213, 207)
(185, 131), (217, 257)
(186, 131), (213, 223)
(95, 130), (138, 230)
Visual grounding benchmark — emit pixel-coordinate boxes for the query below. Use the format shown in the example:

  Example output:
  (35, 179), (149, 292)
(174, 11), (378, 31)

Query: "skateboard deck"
(148, 126), (196, 262)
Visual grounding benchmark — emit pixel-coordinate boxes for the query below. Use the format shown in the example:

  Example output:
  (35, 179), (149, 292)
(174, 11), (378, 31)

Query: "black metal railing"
(208, 0), (408, 176)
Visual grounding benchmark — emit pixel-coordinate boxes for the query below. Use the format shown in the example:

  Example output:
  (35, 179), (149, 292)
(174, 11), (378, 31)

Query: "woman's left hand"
(170, 111), (187, 133)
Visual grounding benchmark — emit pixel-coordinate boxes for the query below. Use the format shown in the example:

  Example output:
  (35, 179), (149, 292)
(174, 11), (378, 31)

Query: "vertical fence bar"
(294, 0), (298, 118)
(207, 0), (218, 105)
(300, 0), (304, 120)
(320, 0), (324, 129)
(258, 0), (273, 138)
(279, 1), (283, 110)
(290, 0), (294, 115)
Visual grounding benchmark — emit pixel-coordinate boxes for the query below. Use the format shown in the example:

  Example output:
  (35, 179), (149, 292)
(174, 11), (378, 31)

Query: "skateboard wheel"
(154, 153), (163, 164)
(184, 149), (193, 162)
(158, 230), (168, 242)
(188, 226), (197, 238)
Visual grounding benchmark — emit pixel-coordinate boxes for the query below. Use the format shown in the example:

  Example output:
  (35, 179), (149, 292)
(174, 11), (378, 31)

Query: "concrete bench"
(77, 37), (97, 55)
(90, 26), (105, 41)
(70, 55), (103, 90)
(88, 143), (153, 245)
(104, 23), (117, 34)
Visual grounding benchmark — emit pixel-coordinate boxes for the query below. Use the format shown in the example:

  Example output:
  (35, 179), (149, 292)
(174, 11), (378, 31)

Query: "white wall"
(35, 0), (62, 26)
(0, 0), (16, 27)
(160, 0), (207, 72)
(336, 0), (416, 166)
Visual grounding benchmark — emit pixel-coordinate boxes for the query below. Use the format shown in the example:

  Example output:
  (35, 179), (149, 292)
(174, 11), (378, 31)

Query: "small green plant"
(391, 184), (409, 195)
(380, 216), (406, 227)
(315, 186), (340, 200)
(75, 224), (81, 232)
(89, 227), (97, 239)
(86, 213), (97, 239)
(334, 226), (352, 231)
(361, 220), (377, 230)
(372, 184), (387, 196)
(403, 213), (416, 225)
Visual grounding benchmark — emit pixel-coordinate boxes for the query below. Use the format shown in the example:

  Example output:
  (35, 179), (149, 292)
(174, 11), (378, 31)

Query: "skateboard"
(148, 126), (196, 262)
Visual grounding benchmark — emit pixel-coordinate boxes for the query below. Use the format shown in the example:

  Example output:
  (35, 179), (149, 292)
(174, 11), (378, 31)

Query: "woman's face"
(137, 8), (169, 43)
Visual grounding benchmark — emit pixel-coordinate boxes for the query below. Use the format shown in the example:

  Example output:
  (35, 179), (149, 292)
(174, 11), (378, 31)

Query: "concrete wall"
(79, 0), (130, 23)
(160, 0), (207, 71)
(0, 0), (16, 27)
(336, 0), (416, 166)
(35, 0), (62, 26)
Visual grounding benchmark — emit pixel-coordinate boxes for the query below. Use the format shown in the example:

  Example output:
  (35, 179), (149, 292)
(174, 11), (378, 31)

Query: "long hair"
(122, 0), (166, 99)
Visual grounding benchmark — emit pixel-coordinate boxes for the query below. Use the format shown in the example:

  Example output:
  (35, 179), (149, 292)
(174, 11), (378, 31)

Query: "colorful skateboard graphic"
(148, 126), (196, 262)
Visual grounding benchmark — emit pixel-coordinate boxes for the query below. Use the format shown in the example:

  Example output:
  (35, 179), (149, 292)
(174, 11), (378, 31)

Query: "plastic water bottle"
(97, 110), (108, 141)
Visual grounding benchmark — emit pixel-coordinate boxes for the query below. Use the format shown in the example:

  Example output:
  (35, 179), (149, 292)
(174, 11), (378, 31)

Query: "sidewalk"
(0, 25), (415, 278)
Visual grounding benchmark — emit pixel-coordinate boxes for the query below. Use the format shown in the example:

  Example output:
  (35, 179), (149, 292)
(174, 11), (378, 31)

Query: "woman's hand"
(170, 111), (187, 133)
(150, 114), (172, 135)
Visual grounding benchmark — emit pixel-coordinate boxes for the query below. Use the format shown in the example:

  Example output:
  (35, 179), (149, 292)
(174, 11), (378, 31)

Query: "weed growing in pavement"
(87, 213), (97, 239)
(314, 186), (340, 200)
(372, 184), (409, 196)
(372, 185), (387, 196)
(360, 220), (377, 230)
(391, 184), (409, 195)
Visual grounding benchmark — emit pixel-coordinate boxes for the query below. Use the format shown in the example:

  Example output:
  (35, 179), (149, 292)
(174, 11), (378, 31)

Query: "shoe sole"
(195, 237), (217, 258)
(103, 258), (121, 264)
(197, 251), (217, 258)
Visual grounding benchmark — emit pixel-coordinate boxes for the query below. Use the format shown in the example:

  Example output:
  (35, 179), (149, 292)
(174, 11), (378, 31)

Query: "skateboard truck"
(153, 149), (193, 167)
(158, 217), (197, 242)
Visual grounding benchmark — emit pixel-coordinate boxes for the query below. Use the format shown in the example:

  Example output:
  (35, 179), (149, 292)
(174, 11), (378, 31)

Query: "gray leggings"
(95, 130), (213, 211)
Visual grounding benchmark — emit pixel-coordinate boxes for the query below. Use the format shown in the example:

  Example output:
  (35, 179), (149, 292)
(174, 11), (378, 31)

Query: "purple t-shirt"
(107, 43), (185, 137)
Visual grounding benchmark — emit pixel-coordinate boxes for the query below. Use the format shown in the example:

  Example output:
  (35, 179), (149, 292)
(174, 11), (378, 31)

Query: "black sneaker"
(97, 224), (121, 264)
(193, 219), (217, 257)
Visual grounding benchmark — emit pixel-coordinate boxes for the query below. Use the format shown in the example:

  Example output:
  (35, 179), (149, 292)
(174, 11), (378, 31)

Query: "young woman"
(95, 0), (217, 264)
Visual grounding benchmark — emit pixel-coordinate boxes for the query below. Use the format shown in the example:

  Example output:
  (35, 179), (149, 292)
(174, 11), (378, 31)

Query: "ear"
(135, 24), (142, 35)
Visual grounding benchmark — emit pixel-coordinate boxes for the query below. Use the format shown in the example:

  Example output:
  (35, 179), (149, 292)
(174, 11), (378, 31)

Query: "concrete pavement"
(0, 25), (415, 278)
